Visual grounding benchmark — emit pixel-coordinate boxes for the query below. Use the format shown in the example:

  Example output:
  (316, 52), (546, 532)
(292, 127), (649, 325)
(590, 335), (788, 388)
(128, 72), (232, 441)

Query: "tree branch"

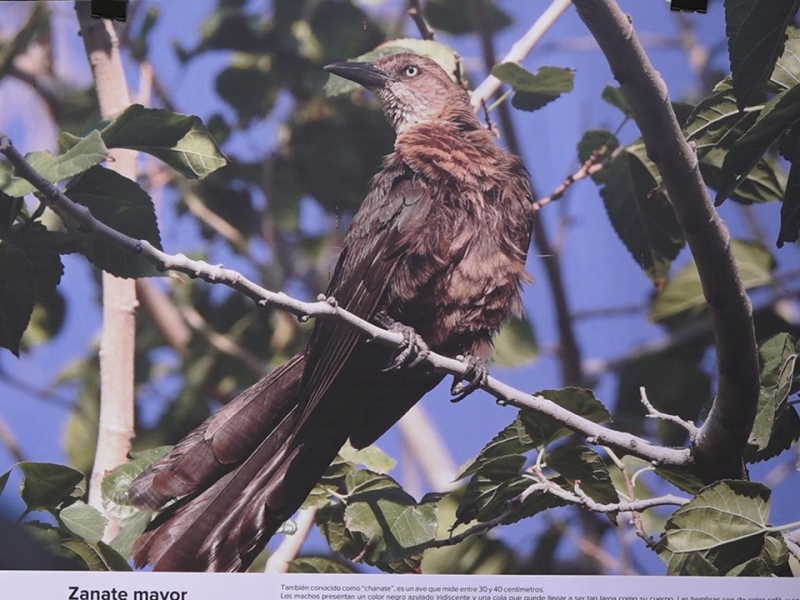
(571, 0), (759, 482)
(407, 0), (435, 41)
(470, 0), (572, 109)
(75, 3), (137, 540)
(0, 129), (691, 470)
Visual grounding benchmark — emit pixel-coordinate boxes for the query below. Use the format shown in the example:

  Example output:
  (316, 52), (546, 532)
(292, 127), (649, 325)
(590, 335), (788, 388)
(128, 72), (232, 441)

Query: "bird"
(128, 52), (536, 572)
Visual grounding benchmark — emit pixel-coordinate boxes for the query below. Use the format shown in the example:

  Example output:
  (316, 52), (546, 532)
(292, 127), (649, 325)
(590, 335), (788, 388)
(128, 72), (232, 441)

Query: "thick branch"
(0, 130), (690, 469)
(75, 2), (137, 538)
(571, 0), (759, 481)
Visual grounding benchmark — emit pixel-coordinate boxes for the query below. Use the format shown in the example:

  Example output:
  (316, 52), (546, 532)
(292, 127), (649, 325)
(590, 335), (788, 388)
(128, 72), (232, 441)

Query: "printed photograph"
(0, 0), (799, 580)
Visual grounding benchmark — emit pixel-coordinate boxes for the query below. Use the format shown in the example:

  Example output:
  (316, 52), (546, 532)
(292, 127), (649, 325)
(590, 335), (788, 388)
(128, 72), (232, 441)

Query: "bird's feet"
(374, 313), (430, 371)
(450, 355), (489, 402)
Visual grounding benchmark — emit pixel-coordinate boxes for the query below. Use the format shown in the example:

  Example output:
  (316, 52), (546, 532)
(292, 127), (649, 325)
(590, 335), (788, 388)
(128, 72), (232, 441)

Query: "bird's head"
(324, 53), (474, 134)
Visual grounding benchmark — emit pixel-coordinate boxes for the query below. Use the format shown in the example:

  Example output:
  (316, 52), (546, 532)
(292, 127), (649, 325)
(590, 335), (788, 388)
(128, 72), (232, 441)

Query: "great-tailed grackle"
(128, 52), (535, 572)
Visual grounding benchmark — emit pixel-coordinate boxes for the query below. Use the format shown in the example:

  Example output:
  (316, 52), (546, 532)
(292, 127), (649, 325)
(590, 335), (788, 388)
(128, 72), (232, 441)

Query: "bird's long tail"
(128, 353), (349, 571)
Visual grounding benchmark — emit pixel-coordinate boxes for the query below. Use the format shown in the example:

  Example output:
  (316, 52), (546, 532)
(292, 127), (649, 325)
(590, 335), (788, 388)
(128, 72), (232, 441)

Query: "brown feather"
(129, 53), (535, 571)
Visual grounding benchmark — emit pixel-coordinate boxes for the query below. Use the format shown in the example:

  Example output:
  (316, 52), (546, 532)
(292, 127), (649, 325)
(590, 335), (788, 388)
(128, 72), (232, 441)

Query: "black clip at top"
(670, 0), (708, 13)
(90, 0), (128, 22)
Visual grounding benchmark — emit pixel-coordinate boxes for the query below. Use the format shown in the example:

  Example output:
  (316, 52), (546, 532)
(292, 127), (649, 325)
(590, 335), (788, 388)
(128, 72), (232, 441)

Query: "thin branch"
(407, 0), (434, 41)
(181, 304), (265, 375)
(0, 129), (692, 469)
(571, 0), (759, 482)
(0, 411), (26, 463)
(606, 447), (656, 549)
(572, 481), (688, 514)
(533, 146), (618, 212)
(135, 280), (191, 356)
(470, 0), (572, 109)
(427, 479), (686, 550)
(640, 386), (698, 439)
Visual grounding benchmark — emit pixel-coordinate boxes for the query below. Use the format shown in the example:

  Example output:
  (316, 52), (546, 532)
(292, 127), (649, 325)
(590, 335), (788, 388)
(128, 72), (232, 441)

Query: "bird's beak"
(324, 61), (392, 89)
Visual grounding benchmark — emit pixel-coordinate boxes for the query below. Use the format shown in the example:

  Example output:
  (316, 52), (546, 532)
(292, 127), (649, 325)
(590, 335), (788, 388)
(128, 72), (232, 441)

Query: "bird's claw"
(374, 313), (430, 371)
(450, 355), (489, 402)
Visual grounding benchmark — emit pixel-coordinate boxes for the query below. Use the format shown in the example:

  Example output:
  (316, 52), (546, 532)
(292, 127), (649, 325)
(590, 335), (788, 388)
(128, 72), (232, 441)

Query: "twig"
(606, 447), (656, 549)
(0, 411), (26, 463)
(0, 129), (692, 469)
(181, 304), (265, 375)
(640, 387), (698, 439)
(533, 146), (617, 212)
(407, 0), (434, 41)
(470, 0), (572, 109)
(572, 481), (687, 514)
(572, 0), (760, 482)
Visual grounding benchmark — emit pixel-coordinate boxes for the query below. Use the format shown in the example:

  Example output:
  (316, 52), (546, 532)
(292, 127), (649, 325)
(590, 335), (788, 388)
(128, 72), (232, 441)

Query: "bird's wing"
(296, 160), (434, 420)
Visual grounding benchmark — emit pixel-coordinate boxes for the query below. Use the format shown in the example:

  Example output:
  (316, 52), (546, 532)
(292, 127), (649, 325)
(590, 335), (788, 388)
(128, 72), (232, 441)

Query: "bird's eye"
(404, 65), (419, 77)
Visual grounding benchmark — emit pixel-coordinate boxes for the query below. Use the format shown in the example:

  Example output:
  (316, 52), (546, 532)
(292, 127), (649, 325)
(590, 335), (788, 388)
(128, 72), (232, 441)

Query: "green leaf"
(98, 104), (228, 179)
(315, 469), (439, 572)
(456, 421), (533, 481)
(215, 54), (280, 124)
(0, 130), (108, 197)
(316, 503), (364, 564)
(725, 0), (800, 109)
(59, 501), (107, 545)
(750, 333), (797, 450)
(423, 0), (511, 36)
(779, 158), (800, 246)
(654, 466), (705, 495)
(0, 469), (10, 498)
(770, 26), (800, 90)
(717, 84), (800, 205)
(101, 449), (169, 521)
(343, 475), (439, 565)
(325, 39), (461, 96)
(337, 442), (396, 475)
(64, 166), (163, 278)
(10, 227), (65, 300)
(303, 454), (356, 509)
(18, 462), (85, 511)
(657, 480), (775, 575)
(577, 129), (619, 168)
(681, 78), (785, 206)
(746, 404), (800, 463)
(0, 242), (36, 355)
(651, 239), (775, 322)
(683, 78), (763, 170)
(109, 511), (152, 560)
(61, 538), (131, 571)
(547, 445), (619, 509)
(492, 311), (537, 367)
(725, 532), (789, 575)
(456, 454), (528, 525)
(491, 64), (574, 112)
(519, 388), (612, 448)
(597, 144), (685, 283)
(699, 147), (784, 205)
(601, 85), (633, 119)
